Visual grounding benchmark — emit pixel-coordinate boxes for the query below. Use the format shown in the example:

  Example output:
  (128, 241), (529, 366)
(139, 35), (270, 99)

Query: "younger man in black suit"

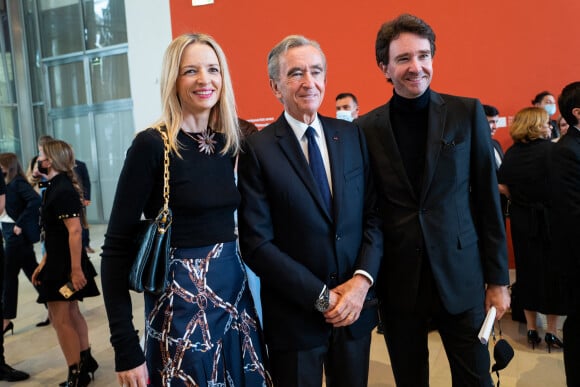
(356, 14), (510, 386)
(238, 35), (382, 387)
(551, 81), (580, 386)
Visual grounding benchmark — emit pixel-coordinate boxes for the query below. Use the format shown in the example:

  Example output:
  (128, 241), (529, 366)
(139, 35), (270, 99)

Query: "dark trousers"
(564, 314), (580, 387)
(1, 225), (39, 319)
(82, 227), (90, 249)
(380, 260), (492, 387)
(269, 328), (371, 387)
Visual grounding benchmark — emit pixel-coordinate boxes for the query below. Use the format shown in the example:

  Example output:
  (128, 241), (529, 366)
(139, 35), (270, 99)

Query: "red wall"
(169, 0), (579, 268)
(169, 0), (579, 141)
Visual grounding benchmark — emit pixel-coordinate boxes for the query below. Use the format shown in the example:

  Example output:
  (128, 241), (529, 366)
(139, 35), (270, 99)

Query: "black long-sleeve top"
(101, 128), (239, 371)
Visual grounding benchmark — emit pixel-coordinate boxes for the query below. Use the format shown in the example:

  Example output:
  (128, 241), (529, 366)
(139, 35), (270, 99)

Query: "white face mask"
(544, 104), (557, 116)
(336, 110), (354, 122)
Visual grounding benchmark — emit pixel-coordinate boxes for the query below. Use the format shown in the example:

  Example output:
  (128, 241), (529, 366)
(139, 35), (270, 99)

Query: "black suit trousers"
(268, 327), (372, 387)
(380, 261), (492, 387)
(1, 225), (39, 319)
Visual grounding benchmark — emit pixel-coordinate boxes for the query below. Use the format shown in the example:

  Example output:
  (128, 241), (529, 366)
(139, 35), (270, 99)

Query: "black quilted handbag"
(128, 128), (172, 294)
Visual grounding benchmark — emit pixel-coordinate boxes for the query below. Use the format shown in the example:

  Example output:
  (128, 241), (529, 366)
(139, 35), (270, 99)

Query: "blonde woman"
(101, 33), (271, 387)
(498, 107), (565, 351)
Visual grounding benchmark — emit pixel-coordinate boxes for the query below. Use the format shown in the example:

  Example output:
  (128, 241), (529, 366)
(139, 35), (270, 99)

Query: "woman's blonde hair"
(42, 140), (88, 228)
(152, 33), (240, 156)
(510, 107), (550, 142)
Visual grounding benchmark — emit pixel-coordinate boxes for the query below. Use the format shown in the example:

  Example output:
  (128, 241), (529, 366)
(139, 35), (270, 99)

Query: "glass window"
(48, 61), (87, 108)
(38, 0), (84, 57)
(84, 0), (127, 49)
(94, 110), (134, 221)
(0, 107), (20, 154)
(0, 52), (15, 105)
(24, 1), (44, 103)
(90, 53), (130, 103)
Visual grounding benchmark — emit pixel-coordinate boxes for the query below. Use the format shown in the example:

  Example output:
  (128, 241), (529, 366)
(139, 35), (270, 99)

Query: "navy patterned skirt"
(144, 241), (271, 386)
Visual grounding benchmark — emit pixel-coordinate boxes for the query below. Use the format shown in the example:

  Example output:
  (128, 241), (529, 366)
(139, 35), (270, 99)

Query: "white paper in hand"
(478, 306), (497, 344)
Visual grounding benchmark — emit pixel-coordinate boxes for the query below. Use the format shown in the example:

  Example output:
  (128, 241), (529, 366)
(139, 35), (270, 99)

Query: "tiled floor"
(1, 224), (568, 386)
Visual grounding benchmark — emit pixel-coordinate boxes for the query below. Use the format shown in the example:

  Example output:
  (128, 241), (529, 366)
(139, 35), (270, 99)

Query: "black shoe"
(81, 347), (99, 380)
(527, 329), (541, 350)
(3, 321), (13, 336)
(36, 317), (50, 327)
(0, 363), (30, 382)
(545, 332), (564, 353)
(376, 322), (384, 335)
(63, 364), (90, 387)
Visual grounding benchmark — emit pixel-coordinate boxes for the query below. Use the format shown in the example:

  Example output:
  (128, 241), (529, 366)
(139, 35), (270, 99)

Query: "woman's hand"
(32, 255), (47, 286)
(70, 268), (87, 292)
(117, 362), (149, 387)
(13, 225), (22, 236)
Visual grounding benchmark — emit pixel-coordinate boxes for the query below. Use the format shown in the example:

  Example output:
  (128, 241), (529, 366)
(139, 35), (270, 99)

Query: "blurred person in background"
(498, 107), (565, 351)
(532, 91), (560, 140)
(335, 92), (359, 122)
(32, 140), (100, 387)
(0, 153), (42, 335)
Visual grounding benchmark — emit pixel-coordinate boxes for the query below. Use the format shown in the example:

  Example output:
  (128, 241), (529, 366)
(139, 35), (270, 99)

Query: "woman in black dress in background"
(32, 140), (100, 386)
(498, 107), (565, 351)
(101, 33), (271, 387)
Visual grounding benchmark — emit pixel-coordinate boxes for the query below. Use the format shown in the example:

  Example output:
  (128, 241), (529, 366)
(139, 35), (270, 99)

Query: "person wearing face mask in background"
(532, 91), (560, 140)
(335, 92), (359, 122)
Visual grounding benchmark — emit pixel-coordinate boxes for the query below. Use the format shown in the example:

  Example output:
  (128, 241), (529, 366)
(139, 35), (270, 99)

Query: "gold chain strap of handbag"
(157, 128), (171, 231)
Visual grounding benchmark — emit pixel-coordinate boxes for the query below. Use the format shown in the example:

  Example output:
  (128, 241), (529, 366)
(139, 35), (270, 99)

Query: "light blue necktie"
(305, 126), (332, 215)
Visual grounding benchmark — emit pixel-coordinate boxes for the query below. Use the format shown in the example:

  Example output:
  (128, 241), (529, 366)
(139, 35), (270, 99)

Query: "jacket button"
(330, 273), (338, 280)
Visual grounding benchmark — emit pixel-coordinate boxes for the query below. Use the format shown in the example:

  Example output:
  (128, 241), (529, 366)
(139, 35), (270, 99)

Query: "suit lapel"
(321, 116), (341, 221)
(373, 105), (418, 201)
(420, 91), (446, 203)
(275, 115), (333, 221)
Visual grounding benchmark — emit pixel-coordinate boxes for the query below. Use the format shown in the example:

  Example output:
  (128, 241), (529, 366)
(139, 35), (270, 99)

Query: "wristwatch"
(314, 285), (330, 312)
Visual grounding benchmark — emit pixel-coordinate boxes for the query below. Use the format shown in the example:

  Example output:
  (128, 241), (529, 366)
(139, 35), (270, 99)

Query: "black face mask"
(37, 159), (49, 175)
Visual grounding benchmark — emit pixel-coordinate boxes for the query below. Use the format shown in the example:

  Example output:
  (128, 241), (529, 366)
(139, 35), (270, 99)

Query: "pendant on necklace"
(183, 128), (216, 155)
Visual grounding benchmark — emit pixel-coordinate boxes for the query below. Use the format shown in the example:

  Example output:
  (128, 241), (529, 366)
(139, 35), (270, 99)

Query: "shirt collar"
(284, 111), (323, 140)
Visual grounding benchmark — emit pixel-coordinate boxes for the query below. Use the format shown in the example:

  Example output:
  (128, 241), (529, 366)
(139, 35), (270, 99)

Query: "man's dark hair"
(558, 82), (580, 126)
(375, 14), (436, 66)
(483, 105), (499, 117)
(335, 93), (358, 105)
(531, 91), (553, 105)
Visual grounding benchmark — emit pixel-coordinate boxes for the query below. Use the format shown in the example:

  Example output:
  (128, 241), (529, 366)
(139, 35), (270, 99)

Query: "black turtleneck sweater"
(390, 89), (431, 195)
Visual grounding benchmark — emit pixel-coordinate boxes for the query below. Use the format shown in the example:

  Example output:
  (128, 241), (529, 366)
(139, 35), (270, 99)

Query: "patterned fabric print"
(144, 242), (271, 386)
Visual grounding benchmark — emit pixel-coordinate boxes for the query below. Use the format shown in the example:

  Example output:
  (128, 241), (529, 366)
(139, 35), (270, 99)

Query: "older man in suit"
(356, 14), (510, 386)
(238, 35), (382, 387)
(551, 81), (580, 386)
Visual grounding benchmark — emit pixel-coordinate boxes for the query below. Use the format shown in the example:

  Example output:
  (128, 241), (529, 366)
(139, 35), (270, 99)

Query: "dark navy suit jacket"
(238, 113), (383, 351)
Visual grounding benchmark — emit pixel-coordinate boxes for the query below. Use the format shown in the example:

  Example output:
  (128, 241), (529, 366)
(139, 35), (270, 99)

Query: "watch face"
(315, 289), (330, 312)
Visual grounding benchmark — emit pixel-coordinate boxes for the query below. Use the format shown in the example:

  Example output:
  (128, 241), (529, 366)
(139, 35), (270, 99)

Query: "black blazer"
(4, 175), (41, 243)
(551, 127), (580, 312)
(357, 90), (509, 314)
(238, 113), (383, 351)
(74, 159), (91, 200)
